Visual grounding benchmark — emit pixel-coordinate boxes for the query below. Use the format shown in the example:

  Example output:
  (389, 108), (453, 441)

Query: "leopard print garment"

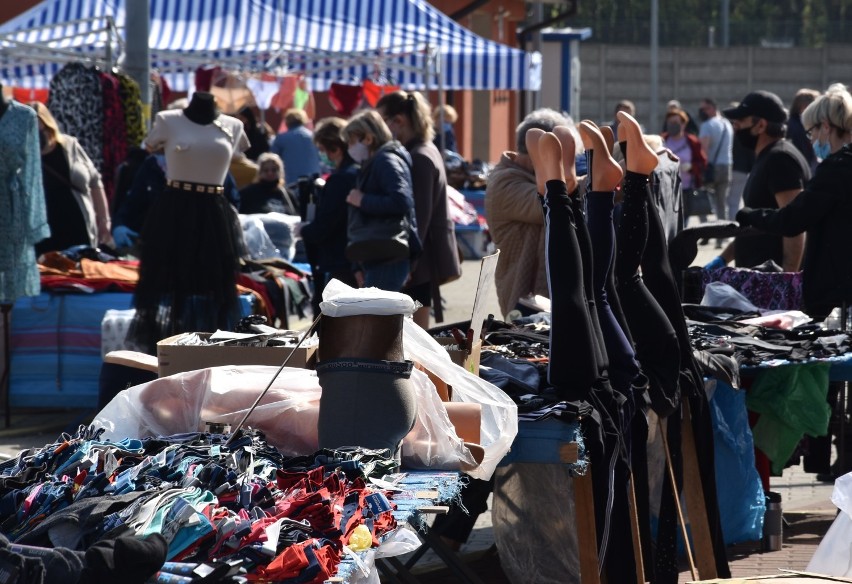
(116, 71), (144, 149)
(47, 63), (104, 175)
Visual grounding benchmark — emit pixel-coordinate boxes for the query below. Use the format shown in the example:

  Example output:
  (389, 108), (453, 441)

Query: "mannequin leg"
(613, 113), (680, 418)
(576, 122), (638, 394)
(525, 128), (550, 195)
(526, 132), (597, 398)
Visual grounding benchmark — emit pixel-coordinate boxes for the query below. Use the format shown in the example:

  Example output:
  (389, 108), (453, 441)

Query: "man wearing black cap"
(713, 90), (811, 271)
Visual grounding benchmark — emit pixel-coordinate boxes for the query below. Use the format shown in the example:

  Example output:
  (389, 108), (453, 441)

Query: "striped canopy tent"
(0, 0), (541, 91)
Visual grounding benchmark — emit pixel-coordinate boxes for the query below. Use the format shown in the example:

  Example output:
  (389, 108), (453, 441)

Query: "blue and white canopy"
(0, 0), (541, 91)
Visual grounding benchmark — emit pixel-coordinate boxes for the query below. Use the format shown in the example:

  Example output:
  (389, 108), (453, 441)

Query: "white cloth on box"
(319, 278), (417, 316)
(101, 308), (137, 358)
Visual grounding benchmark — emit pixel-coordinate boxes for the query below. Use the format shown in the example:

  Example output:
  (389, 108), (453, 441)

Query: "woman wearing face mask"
(238, 152), (297, 215)
(662, 108), (707, 198)
(735, 84), (852, 318)
(300, 117), (360, 314)
(376, 91), (461, 327)
(341, 110), (416, 292)
(29, 102), (111, 256)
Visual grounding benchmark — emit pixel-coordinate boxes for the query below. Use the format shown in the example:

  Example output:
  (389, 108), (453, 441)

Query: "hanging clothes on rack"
(0, 101), (49, 303)
(99, 71), (127, 206)
(328, 82), (363, 117)
(363, 78), (400, 108)
(47, 63), (104, 176)
(115, 70), (144, 149)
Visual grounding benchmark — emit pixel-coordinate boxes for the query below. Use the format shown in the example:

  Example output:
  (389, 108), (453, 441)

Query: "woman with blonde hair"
(342, 109), (416, 292)
(238, 152), (296, 215)
(29, 101), (111, 254)
(376, 91), (461, 326)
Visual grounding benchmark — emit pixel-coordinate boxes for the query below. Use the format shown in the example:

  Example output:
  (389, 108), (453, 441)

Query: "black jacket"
(300, 155), (359, 272)
(739, 144), (852, 315)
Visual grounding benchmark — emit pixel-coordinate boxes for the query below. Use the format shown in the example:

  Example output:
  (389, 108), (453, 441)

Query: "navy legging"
(585, 190), (641, 393)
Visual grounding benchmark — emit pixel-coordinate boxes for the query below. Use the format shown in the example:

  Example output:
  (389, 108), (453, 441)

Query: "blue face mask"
(319, 151), (334, 168)
(813, 139), (831, 161)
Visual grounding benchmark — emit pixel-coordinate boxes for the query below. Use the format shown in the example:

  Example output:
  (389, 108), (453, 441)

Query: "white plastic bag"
(701, 281), (758, 312)
(320, 279), (417, 316)
(402, 319), (518, 480)
(807, 471), (852, 575)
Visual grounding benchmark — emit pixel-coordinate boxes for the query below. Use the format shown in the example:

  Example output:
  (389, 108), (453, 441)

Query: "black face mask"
(735, 127), (759, 151)
(698, 109), (710, 122)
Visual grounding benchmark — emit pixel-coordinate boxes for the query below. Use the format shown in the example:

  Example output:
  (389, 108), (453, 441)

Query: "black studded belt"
(167, 180), (224, 195)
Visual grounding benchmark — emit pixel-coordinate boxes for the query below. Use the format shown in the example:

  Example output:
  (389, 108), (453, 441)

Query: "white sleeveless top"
(144, 110), (249, 185)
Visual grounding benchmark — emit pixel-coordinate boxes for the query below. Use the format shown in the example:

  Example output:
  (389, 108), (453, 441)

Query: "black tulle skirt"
(126, 186), (242, 354)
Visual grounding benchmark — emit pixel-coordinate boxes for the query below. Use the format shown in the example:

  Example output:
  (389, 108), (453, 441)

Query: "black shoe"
(699, 238), (709, 245)
(816, 472), (837, 483)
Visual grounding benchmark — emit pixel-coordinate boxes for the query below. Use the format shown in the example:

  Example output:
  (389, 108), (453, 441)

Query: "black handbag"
(345, 207), (411, 262)
(684, 188), (713, 217)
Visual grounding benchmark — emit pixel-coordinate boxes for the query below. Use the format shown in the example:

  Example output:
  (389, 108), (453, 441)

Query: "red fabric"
(269, 75), (299, 111)
(362, 79), (400, 107)
(328, 82), (363, 117)
(13, 87), (49, 103)
(194, 66), (221, 93)
(99, 72), (127, 206)
(235, 274), (275, 321)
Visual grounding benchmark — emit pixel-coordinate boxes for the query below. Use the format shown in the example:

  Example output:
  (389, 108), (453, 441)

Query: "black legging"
(615, 171), (681, 417)
(544, 180), (637, 584)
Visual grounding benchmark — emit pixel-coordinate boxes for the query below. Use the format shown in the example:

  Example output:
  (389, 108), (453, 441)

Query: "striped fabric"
(0, 0), (539, 91)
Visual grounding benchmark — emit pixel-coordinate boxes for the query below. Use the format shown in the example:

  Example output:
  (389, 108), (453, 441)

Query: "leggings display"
(543, 178), (637, 584)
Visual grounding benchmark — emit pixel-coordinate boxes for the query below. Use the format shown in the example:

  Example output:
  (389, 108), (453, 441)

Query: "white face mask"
(348, 141), (371, 163)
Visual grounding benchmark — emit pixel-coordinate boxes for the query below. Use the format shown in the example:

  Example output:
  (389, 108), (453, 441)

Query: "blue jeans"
(362, 258), (410, 292)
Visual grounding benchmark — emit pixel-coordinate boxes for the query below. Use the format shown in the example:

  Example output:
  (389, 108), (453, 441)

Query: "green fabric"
(746, 362), (831, 474)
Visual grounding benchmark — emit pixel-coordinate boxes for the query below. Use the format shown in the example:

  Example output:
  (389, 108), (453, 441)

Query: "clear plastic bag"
(94, 348), (515, 478)
(807, 471), (852, 575)
(239, 215), (281, 260)
(403, 320), (518, 481)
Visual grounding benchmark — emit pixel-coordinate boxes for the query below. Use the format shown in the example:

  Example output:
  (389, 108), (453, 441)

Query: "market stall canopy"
(0, 0), (541, 91)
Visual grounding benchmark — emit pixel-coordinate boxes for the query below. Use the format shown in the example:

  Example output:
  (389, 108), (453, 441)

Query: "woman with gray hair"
(736, 83), (852, 318)
(484, 108), (582, 317)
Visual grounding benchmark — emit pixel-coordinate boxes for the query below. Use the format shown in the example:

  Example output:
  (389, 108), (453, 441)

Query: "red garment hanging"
(362, 79), (400, 107)
(328, 82), (363, 117)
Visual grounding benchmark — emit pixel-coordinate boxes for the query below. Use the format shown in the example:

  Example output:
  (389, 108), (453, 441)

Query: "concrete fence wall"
(575, 44), (852, 128)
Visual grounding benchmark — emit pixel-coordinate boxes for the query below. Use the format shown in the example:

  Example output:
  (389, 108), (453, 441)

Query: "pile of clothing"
(0, 427), (402, 583)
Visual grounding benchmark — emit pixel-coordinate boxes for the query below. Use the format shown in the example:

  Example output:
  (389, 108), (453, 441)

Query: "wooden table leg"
(574, 469), (601, 584)
(628, 476), (647, 584)
(681, 398), (719, 580)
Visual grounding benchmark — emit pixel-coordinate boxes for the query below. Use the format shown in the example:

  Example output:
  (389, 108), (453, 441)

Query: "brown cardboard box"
(157, 333), (317, 377)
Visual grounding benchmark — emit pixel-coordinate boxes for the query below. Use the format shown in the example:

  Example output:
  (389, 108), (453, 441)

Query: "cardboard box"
(157, 333), (317, 377)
